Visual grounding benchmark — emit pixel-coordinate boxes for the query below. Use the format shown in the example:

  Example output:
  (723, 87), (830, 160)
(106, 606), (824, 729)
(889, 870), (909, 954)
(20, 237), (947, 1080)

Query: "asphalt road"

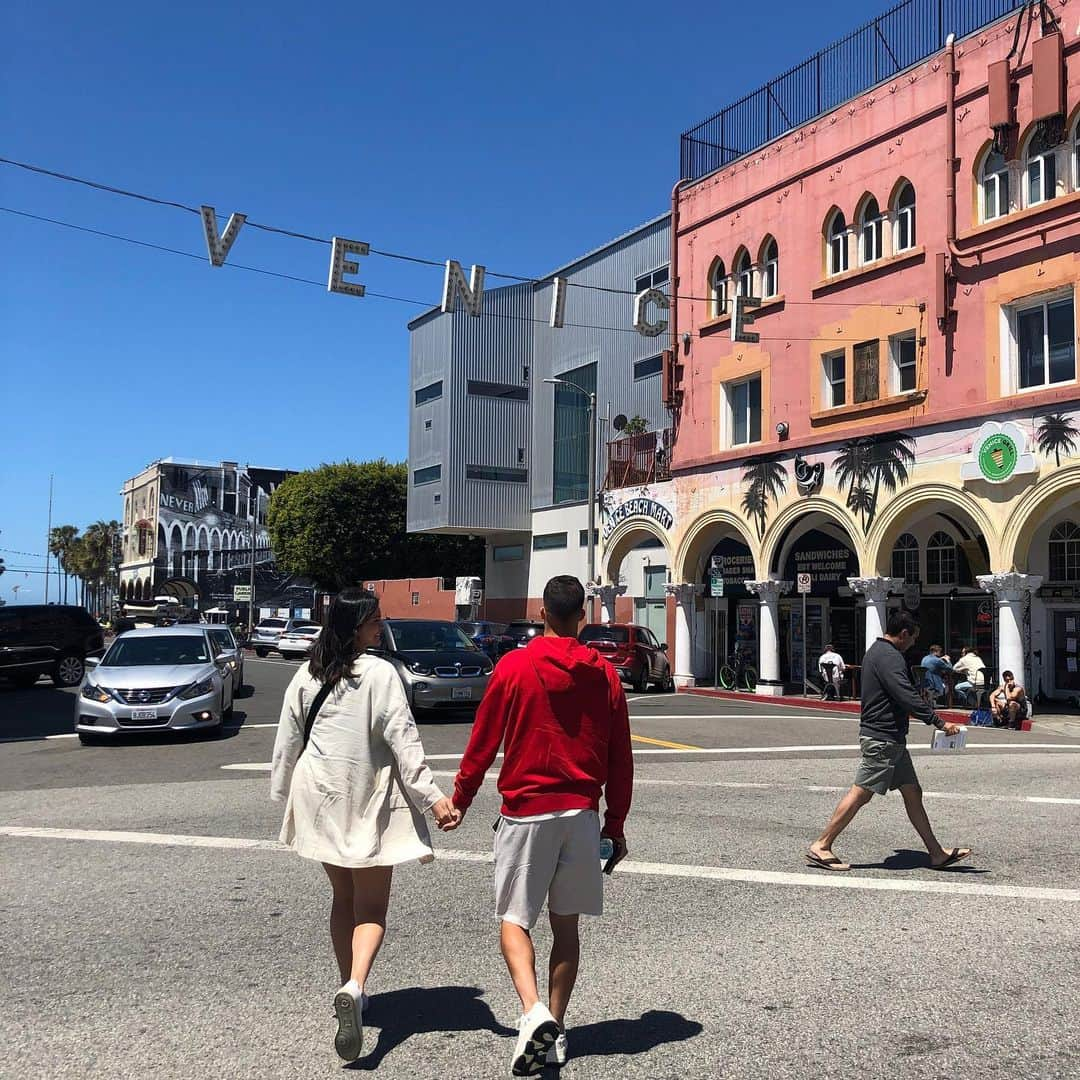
(2, 658), (1078, 1079)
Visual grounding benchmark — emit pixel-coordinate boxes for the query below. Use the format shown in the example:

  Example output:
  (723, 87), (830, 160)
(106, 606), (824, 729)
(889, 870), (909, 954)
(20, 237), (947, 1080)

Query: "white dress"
(271, 655), (444, 868)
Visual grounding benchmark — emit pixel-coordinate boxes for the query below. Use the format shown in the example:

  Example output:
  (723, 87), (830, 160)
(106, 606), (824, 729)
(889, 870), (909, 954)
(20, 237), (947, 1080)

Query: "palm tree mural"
(741, 457), (788, 540)
(1036, 413), (1079, 468)
(833, 432), (916, 532)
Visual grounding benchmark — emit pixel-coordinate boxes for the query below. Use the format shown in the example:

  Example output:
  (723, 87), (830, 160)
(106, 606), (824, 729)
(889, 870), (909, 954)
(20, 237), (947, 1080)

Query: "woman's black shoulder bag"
(301, 681), (335, 752)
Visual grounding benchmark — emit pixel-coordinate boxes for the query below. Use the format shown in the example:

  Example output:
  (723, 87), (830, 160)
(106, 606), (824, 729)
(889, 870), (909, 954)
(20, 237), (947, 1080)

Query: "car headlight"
(179, 676), (216, 700)
(81, 683), (113, 703)
(410, 662), (433, 675)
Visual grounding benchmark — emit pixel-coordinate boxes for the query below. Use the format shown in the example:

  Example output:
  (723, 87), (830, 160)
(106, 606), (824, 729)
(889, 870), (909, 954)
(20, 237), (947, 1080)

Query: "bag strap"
(301, 681), (335, 751)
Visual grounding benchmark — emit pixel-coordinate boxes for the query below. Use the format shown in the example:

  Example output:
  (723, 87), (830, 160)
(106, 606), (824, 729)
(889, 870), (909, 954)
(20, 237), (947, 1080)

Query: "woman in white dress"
(271, 588), (459, 1061)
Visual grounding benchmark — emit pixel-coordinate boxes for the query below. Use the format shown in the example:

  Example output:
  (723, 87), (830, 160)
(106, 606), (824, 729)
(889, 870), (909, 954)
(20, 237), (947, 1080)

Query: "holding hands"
(430, 797), (462, 832)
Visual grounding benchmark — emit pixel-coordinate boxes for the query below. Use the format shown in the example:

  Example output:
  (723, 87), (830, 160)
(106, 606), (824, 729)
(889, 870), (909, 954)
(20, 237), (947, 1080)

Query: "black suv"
(0, 605), (106, 689)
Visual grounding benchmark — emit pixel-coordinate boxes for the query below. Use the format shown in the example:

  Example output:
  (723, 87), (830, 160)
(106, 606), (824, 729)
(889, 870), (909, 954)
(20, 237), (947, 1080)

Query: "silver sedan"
(75, 626), (236, 743)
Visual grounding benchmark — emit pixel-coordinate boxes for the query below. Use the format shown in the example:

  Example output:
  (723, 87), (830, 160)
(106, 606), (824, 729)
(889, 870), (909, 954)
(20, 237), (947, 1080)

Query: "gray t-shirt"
(859, 638), (943, 745)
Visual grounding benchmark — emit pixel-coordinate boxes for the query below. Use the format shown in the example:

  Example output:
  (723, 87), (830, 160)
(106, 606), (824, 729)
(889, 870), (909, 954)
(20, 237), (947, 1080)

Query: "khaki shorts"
(494, 811), (603, 930)
(854, 737), (919, 795)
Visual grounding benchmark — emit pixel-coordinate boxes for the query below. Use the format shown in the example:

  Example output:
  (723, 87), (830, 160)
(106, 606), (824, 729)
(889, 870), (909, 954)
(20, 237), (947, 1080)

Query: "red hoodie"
(453, 635), (634, 836)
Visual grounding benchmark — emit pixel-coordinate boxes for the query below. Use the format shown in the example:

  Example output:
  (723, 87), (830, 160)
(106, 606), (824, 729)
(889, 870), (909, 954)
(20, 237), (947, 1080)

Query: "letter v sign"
(200, 205), (247, 267)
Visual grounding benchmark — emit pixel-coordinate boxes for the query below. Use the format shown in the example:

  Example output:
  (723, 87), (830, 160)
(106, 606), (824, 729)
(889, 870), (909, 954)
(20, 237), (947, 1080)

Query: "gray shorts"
(494, 811), (603, 930)
(854, 737), (919, 795)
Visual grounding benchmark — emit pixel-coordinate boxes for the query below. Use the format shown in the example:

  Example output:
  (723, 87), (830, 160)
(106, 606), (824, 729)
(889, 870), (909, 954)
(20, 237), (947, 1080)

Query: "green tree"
(49, 524), (80, 604)
(268, 460), (483, 590)
(1036, 413), (1079, 468)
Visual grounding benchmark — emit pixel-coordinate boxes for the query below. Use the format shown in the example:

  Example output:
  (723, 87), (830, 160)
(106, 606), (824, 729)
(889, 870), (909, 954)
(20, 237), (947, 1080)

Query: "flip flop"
(806, 851), (851, 872)
(931, 847), (972, 870)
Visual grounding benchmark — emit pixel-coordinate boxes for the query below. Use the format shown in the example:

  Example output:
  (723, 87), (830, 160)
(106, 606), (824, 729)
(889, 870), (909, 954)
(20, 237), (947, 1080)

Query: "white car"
(277, 625), (322, 659)
(251, 617), (318, 657)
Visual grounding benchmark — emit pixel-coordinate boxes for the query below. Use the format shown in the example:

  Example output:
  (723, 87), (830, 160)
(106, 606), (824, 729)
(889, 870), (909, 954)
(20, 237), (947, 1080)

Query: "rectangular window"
(853, 340), (880, 404)
(411, 592), (420, 606)
(466, 465), (528, 483)
(1027, 154), (1056, 206)
(1014, 294), (1075, 390)
(635, 266), (669, 293)
(414, 381), (442, 406)
(424, 418), (432, 430)
(730, 377), (762, 446)
(413, 464), (441, 486)
(579, 529), (599, 547)
(553, 361), (597, 503)
(890, 331), (918, 393)
(634, 355), (663, 380)
(984, 171), (1009, 221)
(822, 351), (846, 408)
(532, 532), (568, 551)
(492, 544), (524, 562)
(467, 380), (528, 400)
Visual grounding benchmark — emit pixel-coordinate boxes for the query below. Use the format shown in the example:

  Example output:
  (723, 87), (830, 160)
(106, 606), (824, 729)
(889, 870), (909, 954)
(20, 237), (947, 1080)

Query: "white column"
(746, 579), (791, 695)
(848, 576), (903, 653)
(978, 573), (1042, 690)
(588, 583), (627, 625)
(665, 583), (702, 689)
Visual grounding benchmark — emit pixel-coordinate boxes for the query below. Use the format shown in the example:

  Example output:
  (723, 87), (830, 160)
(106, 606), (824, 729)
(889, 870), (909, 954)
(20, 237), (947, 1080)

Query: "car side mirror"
(218, 650), (237, 664)
(660, 643), (668, 651)
(85, 656), (100, 670)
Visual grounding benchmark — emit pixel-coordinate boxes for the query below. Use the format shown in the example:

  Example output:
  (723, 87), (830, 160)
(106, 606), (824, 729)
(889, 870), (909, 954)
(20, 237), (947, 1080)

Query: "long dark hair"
(309, 588), (380, 688)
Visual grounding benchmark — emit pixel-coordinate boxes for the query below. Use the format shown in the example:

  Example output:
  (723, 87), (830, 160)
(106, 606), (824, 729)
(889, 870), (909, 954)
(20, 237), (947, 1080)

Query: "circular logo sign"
(978, 433), (1018, 482)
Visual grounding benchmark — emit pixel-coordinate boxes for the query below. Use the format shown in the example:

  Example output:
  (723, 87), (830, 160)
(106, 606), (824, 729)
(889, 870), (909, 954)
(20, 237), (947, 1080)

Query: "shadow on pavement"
(0, 683), (80, 739)
(348, 985), (514, 1071)
(854, 849), (990, 875)
(556, 1009), (704, 1064)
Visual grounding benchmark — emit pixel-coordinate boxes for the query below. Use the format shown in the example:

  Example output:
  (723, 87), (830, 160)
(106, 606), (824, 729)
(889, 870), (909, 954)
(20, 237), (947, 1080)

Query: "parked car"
(457, 620), (510, 660)
(250, 617), (320, 657)
(206, 625), (245, 694)
(75, 626), (237, 742)
(0, 605), (106, 689)
(579, 623), (673, 693)
(376, 618), (492, 714)
(277, 624), (322, 660)
(500, 620), (545, 657)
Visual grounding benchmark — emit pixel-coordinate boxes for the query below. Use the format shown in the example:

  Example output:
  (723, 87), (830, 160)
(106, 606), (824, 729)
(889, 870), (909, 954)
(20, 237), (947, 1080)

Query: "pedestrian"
(270, 587), (460, 1062)
(990, 670), (1029, 729)
(817, 642), (846, 699)
(807, 609), (971, 873)
(450, 575), (633, 1077)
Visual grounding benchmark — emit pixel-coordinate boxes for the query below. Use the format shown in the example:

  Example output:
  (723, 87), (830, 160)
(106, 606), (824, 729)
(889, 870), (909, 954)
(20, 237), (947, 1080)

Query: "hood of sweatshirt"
(525, 634), (609, 694)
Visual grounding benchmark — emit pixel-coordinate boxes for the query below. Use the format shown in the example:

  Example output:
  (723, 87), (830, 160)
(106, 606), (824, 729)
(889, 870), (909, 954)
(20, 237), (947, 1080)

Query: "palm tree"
(832, 432), (915, 531)
(49, 525), (80, 604)
(1036, 413), (1079, 468)
(80, 521), (121, 616)
(741, 458), (787, 539)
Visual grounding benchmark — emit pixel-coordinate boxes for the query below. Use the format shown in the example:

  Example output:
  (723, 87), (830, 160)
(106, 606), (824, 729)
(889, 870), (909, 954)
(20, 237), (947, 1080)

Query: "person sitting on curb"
(991, 670), (1029, 730)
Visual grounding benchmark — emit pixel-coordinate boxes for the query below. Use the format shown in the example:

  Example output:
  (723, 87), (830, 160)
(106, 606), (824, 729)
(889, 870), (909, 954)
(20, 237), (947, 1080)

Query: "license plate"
(131, 709), (158, 720)
(451, 687), (473, 701)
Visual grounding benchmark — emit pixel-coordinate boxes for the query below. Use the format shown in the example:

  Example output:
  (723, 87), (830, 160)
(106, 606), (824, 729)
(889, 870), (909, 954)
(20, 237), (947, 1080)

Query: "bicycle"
(718, 651), (757, 692)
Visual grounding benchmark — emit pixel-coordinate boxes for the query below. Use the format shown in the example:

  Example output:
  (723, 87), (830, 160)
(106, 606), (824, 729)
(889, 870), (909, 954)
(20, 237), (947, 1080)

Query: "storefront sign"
(601, 497), (674, 541)
(705, 538), (755, 593)
(782, 530), (859, 595)
(709, 557), (726, 597)
(961, 421), (1038, 485)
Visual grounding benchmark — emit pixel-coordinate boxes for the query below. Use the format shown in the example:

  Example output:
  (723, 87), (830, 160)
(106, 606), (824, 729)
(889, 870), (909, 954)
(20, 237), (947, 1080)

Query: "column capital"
(745, 580), (791, 603)
(977, 573), (1043, 603)
(587, 582), (627, 601)
(665, 582), (703, 606)
(847, 576), (903, 603)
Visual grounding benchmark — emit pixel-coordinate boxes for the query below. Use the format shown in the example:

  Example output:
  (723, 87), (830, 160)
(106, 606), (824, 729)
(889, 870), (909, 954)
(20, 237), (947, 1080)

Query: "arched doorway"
(602, 519), (673, 643)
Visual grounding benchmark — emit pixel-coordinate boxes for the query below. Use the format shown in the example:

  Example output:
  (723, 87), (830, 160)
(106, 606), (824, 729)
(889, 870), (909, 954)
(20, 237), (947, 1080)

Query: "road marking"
(3, 825), (1078, 903)
(631, 734), (703, 750)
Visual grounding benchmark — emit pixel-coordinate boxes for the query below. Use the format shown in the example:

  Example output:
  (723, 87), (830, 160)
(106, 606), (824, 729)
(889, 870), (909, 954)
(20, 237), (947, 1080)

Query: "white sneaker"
(333, 983), (364, 1062)
(510, 1003), (560, 1077)
(546, 1032), (568, 1067)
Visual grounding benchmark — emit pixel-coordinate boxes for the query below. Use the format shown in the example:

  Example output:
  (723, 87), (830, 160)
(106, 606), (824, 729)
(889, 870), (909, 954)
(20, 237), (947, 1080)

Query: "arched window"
(1073, 116), (1080, 193)
(926, 531), (957, 585)
(1049, 521), (1080, 581)
(761, 237), (778, 298)
(859, 197), (883, 264)
(827, 211), (848, 276)
(892, 533), (920, 583)
(708, 258), (727, 319)
(980, 147), (1010, 222)
(735, 249), (753, 298)
(894, 182), (916, 252)
(1024, 127), (1057, 207)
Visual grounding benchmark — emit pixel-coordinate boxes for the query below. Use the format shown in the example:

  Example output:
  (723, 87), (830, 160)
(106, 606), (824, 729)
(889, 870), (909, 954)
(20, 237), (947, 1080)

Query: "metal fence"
(680, 0), (1030, 182)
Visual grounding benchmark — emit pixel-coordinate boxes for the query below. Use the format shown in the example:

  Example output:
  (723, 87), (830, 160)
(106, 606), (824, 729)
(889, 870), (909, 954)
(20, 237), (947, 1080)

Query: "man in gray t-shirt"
(807, 609), (972, 873)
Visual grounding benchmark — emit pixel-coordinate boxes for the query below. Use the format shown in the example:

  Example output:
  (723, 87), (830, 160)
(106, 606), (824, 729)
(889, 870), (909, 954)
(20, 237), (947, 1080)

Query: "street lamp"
(544, 377), (598, 622)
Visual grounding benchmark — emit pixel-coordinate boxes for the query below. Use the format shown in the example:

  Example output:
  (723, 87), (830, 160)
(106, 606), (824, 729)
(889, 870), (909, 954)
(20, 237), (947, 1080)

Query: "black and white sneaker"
(510, 1003), (560, 1077)
(547, 1031), (568, 1067)
(333, 984), (364, 1062)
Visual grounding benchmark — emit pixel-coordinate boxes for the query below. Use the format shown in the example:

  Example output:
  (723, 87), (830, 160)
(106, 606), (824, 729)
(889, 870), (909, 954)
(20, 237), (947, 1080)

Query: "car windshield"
(580, 626), (630, 644)
(258, 620), (288, 630)
(208, 630), (234, 649)
(388, 622), (477, 652)
(103, 636), (210, 666)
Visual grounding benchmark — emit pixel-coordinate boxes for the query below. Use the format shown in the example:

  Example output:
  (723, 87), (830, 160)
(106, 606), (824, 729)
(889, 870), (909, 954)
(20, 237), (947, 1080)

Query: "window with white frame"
(890, 330), (917, 393)
(729, 376), (762, 446)
(635, 265), (669, 293)
(894, 182), (916, 252)
(827, 211), (848, 276)
(926, 531), (958, 585)
(822, 350), (846, 408)
(761, 238), (779, 298)
(1024, 128), (1057, 207)
(1011, 292), (1076, 390)
(859, 197), (884, 264)
(735, 250), (754, 297)
(709, 259), (727, 318)
(1049, 521), (1080, 581)
(892, 533), (920, 584)
(980, 147), (1010, 222)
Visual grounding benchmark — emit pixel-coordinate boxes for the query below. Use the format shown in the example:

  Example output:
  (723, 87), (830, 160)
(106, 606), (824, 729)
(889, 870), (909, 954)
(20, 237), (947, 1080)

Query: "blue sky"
(1, 0), (867, 601)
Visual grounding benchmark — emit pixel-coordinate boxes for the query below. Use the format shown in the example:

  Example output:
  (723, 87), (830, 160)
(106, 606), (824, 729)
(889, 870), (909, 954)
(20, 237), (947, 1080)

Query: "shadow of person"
(560, 1009), (704, 1062)
(348, 985), (514, 1071)
(857, 849), (989, 875)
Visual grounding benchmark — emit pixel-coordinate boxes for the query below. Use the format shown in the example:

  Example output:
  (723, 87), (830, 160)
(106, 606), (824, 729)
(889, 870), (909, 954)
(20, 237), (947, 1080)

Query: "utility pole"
(248, 507), (257, 636)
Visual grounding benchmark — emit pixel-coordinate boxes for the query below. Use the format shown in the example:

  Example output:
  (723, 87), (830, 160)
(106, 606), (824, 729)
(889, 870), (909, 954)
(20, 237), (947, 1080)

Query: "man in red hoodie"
(451, 575), (633, 1077)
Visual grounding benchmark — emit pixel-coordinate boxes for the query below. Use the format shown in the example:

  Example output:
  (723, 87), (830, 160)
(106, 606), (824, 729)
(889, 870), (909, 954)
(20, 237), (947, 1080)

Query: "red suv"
(579, 623), (673, 693)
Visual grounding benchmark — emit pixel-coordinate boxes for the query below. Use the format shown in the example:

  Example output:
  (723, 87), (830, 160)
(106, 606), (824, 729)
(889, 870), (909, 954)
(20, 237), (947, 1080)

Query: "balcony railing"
(679, 0), (1028, 182)
(604, 430), (672, 490)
